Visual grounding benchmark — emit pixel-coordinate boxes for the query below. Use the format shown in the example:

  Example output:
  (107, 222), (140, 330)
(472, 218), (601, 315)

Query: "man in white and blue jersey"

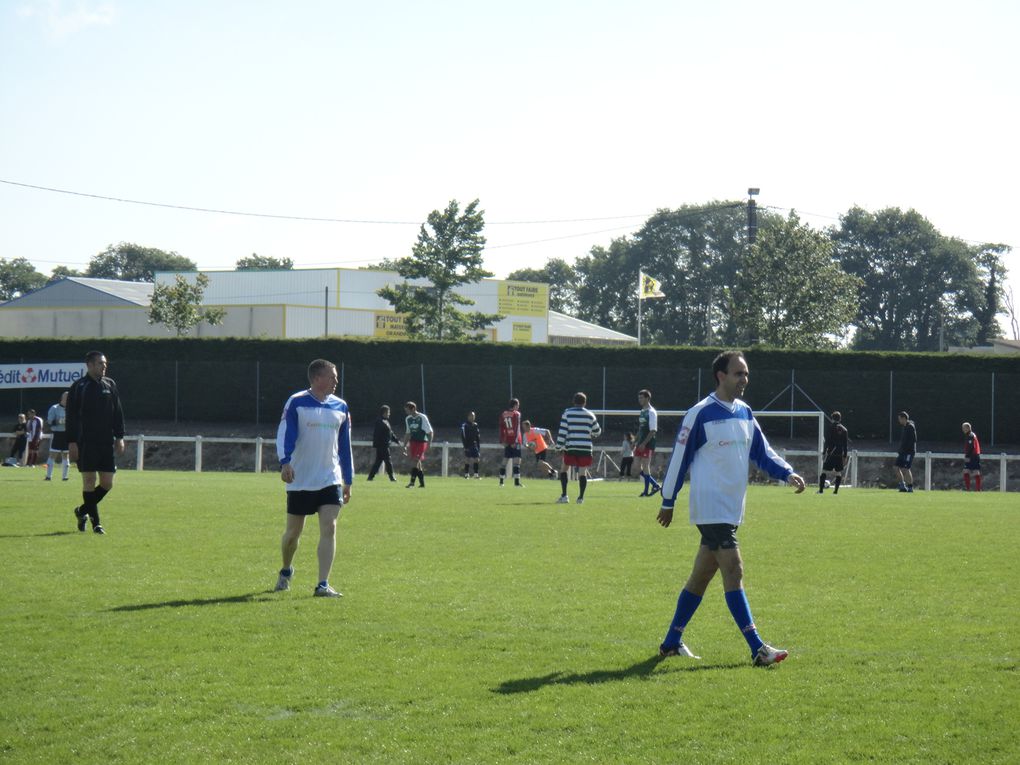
(274, 359), (353, 598)
(656, 351), (805, 667)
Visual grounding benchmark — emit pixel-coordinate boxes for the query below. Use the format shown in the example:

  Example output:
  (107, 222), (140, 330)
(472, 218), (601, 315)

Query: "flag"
(638, 271), (665, 300)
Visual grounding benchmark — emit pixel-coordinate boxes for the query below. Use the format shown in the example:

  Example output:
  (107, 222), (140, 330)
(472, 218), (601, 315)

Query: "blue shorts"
(286, 485), (343, 516)
(895, 453), (914, 469)
(503, 445), (522, 459)
(464, 446), (480, 459)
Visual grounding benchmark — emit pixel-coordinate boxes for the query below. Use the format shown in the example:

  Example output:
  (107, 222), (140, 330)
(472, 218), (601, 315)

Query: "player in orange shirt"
(522, 421), (558, 479)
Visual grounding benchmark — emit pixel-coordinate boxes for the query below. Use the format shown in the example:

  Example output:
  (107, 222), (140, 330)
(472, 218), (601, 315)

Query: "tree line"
(1, 201), (1013, 350)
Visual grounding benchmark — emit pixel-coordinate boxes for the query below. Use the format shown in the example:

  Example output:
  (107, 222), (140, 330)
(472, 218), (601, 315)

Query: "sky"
(2, 0), (1018, 326)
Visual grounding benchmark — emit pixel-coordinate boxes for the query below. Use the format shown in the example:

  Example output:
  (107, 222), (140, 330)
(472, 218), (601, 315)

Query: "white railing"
(4, 434), (1018, 491)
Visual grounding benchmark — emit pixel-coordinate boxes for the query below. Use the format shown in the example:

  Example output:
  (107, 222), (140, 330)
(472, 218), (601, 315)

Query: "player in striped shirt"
(554, 392), (602, 504)
(275, 359), (353, 598)
(656, 351), (805, 667)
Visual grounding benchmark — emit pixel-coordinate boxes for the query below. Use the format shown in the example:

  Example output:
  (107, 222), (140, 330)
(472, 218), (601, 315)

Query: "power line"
(0, 178), (652, 226)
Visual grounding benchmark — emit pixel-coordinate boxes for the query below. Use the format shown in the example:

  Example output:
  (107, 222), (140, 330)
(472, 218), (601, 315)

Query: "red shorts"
(563, 453), (592, 468)
(634, 446), (654, 459)
(408, 441), (429, 461)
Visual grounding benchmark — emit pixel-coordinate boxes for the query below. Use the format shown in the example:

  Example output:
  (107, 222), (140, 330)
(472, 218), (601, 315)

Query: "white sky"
(2, 0), (1018, 317)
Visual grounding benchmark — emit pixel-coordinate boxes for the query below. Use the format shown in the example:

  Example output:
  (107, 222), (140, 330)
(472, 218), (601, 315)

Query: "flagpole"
(637, 270), (643, 346)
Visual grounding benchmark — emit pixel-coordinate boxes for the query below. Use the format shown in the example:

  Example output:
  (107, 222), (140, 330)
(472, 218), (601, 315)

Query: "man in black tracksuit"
(367, 405), (400, 481)
(65, 351), (125, 534)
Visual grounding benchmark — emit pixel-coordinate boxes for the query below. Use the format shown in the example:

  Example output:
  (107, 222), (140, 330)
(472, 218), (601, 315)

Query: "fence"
(5, 433), (1018, 492)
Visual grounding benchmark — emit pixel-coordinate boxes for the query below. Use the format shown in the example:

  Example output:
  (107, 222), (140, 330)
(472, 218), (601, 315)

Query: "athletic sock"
(639, 471), (649, 493)
(648, 474), (661, 491)
(46, 458), (54, 478)
(499, 467), (506, 485)
(578, 476), (587, 499)
(818, 473), (827, 492)
(512, 465), (521, 485)
(317, 580), (328, 589)
(833, 475), (842, 494)
(62, 461), (70, 480)
(725, 588), (764, 655)
(663, 588), (703, 648)
(473, 462), (479, 475)
(418, 469), (425, 487)
(559, 471), (568, 497)
(93, 486), (109, 504)
(963, 474), (971, 491)
(975, 475), (982, 492)
(280, 567), (293, 577)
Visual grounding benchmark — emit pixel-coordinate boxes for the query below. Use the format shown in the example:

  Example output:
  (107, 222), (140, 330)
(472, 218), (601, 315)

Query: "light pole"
(747, 187), (759, 244)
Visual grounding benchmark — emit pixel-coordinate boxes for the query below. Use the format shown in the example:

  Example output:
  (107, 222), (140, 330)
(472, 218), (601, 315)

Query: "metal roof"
(0, 277), (154, 308)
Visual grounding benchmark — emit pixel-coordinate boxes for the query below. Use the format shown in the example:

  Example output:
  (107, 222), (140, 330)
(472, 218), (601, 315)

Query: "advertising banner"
(373, 312), (410, 339)
(0, 363), (86, 389)
(497, 281), (549, 317)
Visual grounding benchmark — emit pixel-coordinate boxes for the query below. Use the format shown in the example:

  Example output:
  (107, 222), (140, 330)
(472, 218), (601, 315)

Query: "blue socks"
(662, 589), (703, 648)
(725, 589), (764, 655)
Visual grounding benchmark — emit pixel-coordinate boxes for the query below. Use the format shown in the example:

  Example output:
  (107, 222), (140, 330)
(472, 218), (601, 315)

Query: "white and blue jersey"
(276, 390), (354, 492)
(660, 394), (793, 526)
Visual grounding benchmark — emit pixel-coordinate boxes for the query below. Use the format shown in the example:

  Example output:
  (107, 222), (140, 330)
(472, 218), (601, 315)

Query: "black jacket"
(372, 417), (400, 449)
(65, 375), (125, 445)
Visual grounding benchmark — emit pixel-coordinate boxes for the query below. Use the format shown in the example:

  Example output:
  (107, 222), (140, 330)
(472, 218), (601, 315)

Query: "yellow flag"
(639, 271), (665, 300)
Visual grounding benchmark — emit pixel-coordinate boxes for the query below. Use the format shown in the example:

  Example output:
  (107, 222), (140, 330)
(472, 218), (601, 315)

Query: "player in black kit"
(461, 411), (481, 479)
(818, 411), (849, 494)
(366, 405), (400, 481)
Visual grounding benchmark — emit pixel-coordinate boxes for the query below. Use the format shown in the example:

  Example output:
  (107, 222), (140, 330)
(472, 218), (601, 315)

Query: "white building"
(0, 269), (637, 345)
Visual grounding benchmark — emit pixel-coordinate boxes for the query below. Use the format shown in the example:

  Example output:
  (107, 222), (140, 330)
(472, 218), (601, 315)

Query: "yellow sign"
(512, 322), (533, 343)
(497, 281), (549, 317)
(373, 312), (410, 338)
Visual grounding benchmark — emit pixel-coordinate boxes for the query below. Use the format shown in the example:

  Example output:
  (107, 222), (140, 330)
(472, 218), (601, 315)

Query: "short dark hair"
(379, 405), (390, 415)
(307, 359), (336, 382)
(898, 411), (909, 420)
(712, 350), (746, 385)
(573, 392), (587, 406)
(405, 401), (417, 412)
(638, 389), (651, 399)
(831, 411), (841, 422)
(85, 350), (104, 364)
(509, 398), (520, 409)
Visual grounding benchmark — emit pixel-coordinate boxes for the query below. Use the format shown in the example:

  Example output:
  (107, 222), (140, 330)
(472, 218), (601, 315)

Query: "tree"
(86, 243), (196, 282)
(831, 207), (985, 351)
(972, 244), (1009, 344)
(47, 265), (82, 283)
(505, 258), (579, 314)
(235, 253), (294, 271)
(0, 257), (47, 301)
(731, 211), (861, 348)
(148, 273), (226, 336)
(377, 199), (501, 340)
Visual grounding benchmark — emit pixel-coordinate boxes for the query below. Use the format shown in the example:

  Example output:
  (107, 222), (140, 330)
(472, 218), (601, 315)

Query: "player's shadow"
(108, 591), (268, 612)
(0, 531), (75, 538)
(492, 655), (745, 694)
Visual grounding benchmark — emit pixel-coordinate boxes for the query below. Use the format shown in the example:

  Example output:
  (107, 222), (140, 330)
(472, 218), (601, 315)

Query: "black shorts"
(534, 449), (548, 462)
(76, 441), (117, 473)
(697, 523), (739, 550)
(464, 446), (480, 459)
(895, 453), (914, 469)
(503, 445), (522, 459)
(822, 453), (845, 472)
(964, 456), (981, 471)
(50, 432), (68, 451)
(286, 485), (343, 516)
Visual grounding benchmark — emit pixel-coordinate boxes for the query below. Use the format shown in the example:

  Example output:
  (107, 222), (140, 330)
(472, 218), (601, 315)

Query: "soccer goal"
(590, 409), (826, 479)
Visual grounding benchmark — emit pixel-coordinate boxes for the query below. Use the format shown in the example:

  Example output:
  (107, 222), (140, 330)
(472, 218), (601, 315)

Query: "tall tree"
(0, 257), (47, 301)
(972, 244), (1009, 344)
(732, 211), (861, 348)
(86, 243), (196, 282)
(505, 258), (579, 314)
(235, 253), (294, 271)
(377, 199), (501, 340)
(47, 265), (82, 283)
(148, 273), (226, 336)
(831, 207), (983, 351)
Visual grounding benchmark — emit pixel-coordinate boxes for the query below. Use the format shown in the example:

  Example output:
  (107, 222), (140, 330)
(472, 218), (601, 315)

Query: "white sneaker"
(556, 496), (569, 504)
(575, 497), (585, 504)
(753, 643), (789, 667)
(274, 569), (293, 592)
(659, 642), (700, 659)
(314, 583), (342, 598)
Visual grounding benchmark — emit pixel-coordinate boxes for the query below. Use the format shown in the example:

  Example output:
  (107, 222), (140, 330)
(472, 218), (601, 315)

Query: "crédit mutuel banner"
(0, 363), (87, 389)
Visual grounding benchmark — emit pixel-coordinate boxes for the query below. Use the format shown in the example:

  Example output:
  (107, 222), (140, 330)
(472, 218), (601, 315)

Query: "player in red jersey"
(498, 398), (524, 487)
(962, 422), (982, 492)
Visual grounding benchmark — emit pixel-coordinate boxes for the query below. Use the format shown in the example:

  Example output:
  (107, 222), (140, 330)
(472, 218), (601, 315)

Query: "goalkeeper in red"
(656, 350), (805, 667)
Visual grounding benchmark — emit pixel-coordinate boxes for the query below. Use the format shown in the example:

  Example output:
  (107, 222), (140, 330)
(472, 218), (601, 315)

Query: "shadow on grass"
(493, 655), (746, 694)
(109, 591), (271, 612)
(0, 531), (76, 538)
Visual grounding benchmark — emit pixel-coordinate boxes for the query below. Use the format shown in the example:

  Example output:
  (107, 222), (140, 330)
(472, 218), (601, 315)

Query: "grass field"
(1, 470), (1018, 764)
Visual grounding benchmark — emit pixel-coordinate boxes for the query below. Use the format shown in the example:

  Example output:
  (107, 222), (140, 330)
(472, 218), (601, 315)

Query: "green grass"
(1, 470), (1018, 764)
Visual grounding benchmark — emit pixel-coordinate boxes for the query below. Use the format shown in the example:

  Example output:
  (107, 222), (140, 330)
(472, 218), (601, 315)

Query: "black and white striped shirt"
(556, 406), (602, 454)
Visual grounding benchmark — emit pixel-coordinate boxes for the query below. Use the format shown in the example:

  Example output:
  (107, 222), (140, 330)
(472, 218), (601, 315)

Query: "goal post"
(590, 409), (826, 478)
